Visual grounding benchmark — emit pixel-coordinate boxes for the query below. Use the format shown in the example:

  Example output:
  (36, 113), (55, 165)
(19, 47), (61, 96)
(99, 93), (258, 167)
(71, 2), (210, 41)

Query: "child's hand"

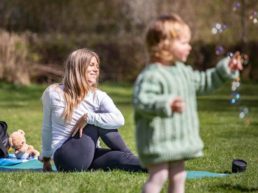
(171, 97), (185, 113)
(228, 51), (243, 71)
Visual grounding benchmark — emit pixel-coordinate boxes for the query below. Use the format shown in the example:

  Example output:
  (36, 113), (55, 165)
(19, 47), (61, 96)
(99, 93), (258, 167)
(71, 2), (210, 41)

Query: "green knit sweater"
(133, 57), (239, 166)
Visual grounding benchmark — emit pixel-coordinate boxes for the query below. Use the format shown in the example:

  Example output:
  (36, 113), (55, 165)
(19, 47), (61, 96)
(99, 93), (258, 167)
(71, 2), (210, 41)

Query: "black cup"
(232, 159), (247, 173)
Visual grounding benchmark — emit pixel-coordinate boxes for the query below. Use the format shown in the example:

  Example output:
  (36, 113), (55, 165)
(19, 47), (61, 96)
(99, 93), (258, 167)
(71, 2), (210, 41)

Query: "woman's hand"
(43, 160), (52, 172)
(71, 114), (88, 137)
(228, 51), (243, 71)
(170, 97), (185, 113)
(39, 156), (53, 172)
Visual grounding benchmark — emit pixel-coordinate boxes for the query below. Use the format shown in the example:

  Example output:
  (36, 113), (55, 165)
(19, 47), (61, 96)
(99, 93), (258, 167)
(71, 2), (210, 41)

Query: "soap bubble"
(249, 11), (257, 24)
(234, 93), (240, 100)
(239, 107), (249, 119)
(211, 23), (227, 34)
(215, 45), (225, 55)
(232, 2), (241, 12)
(229, 79), (241, 104)
(227, 52), (234, 58)
(230, 92), (240, 104)
(230, 98), (237, 104)
(231, 80), (240, 91)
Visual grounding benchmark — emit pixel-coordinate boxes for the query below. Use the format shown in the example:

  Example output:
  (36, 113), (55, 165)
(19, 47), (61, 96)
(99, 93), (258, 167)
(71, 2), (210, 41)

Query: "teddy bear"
(9, 129), (40, 159)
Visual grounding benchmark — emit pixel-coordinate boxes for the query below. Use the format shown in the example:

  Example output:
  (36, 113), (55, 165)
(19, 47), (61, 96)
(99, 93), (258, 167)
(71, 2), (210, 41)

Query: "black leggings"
(53, 124), (145, 172)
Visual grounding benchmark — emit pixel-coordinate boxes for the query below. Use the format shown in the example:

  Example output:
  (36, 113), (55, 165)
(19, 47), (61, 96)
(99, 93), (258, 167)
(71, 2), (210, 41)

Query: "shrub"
(0, 30), (31, 85)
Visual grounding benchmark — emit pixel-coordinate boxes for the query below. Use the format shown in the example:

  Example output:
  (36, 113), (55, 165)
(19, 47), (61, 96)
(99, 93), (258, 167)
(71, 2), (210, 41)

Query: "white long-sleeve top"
(41, 84), (125, 158)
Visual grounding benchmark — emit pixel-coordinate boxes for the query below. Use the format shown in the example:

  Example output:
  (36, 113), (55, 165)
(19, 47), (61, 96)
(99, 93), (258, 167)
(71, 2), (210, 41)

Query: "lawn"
(0, 81), (257, 193)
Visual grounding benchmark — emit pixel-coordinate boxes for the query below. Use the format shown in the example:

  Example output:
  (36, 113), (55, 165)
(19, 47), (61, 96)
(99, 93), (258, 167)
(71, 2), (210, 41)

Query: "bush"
(0, 29), (31, 85)
(25, 34), (258, 83)
(1, 30), (258, 84)
(31, 33), (146, 83)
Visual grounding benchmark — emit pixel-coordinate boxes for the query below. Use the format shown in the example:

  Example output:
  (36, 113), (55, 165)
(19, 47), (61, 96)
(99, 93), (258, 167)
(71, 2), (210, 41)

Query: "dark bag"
(0, 121), (10, 158)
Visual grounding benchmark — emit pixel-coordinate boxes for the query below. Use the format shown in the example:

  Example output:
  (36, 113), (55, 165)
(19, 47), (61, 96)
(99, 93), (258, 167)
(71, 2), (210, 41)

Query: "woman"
(40, 48), (144, 172)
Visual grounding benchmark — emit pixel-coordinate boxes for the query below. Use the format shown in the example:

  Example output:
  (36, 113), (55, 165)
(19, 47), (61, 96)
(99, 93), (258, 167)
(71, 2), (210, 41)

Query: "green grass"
(0, 81), (258, 193)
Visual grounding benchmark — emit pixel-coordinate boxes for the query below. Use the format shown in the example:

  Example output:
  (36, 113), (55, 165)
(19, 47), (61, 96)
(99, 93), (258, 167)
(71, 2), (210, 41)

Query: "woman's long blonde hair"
(146, 14), (190, 64)
(62, 48), (100, 121)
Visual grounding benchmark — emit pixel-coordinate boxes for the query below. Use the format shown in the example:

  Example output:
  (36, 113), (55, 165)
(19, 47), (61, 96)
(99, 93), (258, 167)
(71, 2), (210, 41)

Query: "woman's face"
(87, 57), (99, 86)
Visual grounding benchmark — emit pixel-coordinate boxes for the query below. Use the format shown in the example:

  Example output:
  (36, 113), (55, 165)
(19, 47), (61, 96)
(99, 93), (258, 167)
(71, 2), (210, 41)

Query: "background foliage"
(0, 0), (257, 84)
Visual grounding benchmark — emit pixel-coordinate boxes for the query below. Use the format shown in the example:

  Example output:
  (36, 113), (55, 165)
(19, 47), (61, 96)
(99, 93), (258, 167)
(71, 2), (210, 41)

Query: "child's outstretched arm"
(192, 52), (242, 94)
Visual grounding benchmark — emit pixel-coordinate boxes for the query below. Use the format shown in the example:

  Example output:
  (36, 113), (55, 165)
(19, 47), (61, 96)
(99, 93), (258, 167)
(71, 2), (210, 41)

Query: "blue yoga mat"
(0, 155), (228, 178)
(0, 154), (35, 166)
(0, 154), (56, 171)
(187, 171), (227, 179)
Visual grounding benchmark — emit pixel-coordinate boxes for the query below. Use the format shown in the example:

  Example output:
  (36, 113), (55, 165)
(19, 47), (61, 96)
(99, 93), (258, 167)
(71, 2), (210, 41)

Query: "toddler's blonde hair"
(146, 14), (190, 64)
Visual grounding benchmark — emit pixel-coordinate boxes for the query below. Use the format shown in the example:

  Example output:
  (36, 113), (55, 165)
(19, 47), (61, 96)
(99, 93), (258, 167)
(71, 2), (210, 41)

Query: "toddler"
(133, 14), (242, 193)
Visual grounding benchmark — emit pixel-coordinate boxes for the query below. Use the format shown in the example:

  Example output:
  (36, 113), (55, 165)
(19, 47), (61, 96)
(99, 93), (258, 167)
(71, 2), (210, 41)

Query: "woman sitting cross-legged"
(40, 48), (145, 172)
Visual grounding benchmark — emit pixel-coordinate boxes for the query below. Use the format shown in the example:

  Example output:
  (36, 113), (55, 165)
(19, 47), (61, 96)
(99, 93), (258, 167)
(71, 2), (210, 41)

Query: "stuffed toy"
(9, 129), (40, 159)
